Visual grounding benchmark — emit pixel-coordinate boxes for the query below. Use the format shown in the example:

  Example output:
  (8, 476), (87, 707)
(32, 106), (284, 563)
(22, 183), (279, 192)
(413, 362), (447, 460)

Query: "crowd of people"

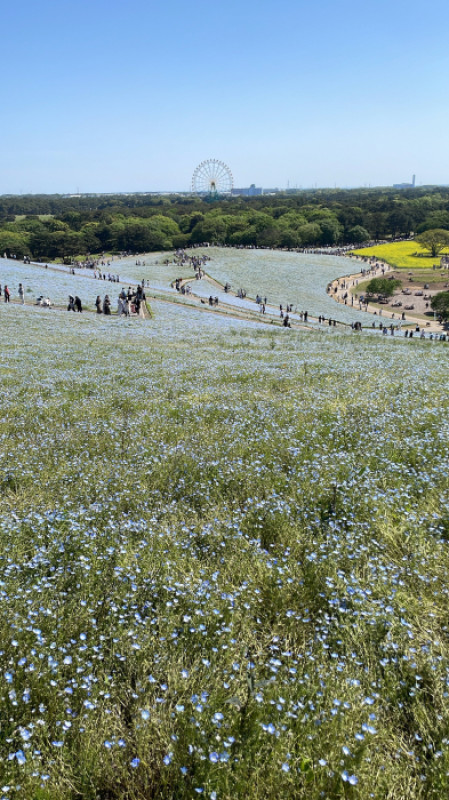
(92, 271), (121, 282)
(93, 284), (147, 317)
(0, 279), (147, 318)
(173, 250), (211, 271)
(2, 248), (448, 342)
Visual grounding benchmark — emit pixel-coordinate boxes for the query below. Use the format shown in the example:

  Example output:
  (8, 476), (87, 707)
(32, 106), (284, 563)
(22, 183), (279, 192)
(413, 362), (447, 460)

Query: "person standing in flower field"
(4, 285), (10, 303)
(18, 283), (25, 304)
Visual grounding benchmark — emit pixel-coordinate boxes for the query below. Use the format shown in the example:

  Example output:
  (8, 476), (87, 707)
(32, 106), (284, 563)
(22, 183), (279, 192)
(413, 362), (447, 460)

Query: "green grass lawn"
(14, 214), (54, 221)
(352, 240), (449, 270)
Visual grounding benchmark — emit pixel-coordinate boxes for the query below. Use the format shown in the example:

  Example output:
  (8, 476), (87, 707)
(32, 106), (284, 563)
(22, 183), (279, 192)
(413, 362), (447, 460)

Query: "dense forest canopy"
(2, 186), (449, 259)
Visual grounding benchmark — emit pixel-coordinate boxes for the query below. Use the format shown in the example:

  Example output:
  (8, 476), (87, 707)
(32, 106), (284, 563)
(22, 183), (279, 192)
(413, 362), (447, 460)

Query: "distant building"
(393, 174), (416, 189)
(232, 184), (263, 197)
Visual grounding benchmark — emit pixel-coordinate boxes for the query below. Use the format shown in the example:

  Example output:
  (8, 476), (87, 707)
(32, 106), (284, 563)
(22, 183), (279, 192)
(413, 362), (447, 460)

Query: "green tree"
(319, 217), (343, 245)
(416, 211), (449, 234)
(278, 229), (300, 248)
(223, 214), (249, 242)
(257, 226), (281, 248)
(365, 211), (387, 240)
(190, 216), (227, 244)
(58, 211), (84, 231)
(63, 231), (84, 260)
(337, 206), (364, 234)
(0, 230), (31, 257)
(277, 210), (308, 231)
(430, 291), (449, 320)
(365, 277), (402, 299)
(81, 223), (100, 255)
(230, 226), (257, 246)
(106, 220), (127, 251)
(387, 208), (413, 238)
(416, 229), (449, 257)
(30, 229), (54, 258)
(348, 225), (370, 244)
(297, 223), (322, 247)
(247, 210), (275, 234)
(179, 212), (204, 233)
(172, 233), (191, 249)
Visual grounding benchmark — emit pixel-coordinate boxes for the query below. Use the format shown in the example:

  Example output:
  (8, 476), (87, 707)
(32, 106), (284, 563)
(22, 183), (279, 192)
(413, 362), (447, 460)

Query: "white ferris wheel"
(191, 159), (234, 195)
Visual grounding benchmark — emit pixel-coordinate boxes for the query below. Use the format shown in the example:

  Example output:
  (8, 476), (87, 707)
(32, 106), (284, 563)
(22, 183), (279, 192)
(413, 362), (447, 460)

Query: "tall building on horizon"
(393, 174), (416, 189)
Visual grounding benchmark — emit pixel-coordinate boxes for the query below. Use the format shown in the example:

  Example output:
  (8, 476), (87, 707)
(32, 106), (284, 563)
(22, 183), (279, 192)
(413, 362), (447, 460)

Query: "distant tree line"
(2, 186), (449, 259)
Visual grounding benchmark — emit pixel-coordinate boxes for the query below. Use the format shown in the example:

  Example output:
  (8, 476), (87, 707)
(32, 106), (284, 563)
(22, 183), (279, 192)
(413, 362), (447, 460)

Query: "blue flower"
(15, 750), (26, 765)
(342, 771), (358, 785)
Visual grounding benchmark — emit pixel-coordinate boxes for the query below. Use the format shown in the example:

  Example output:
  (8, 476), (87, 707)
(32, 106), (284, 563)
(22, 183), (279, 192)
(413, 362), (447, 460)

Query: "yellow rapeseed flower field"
(352, 240), (449, 270)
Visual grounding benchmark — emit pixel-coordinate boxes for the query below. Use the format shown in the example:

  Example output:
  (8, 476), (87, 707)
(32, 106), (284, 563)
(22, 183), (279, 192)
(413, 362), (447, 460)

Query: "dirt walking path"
(328, 258), (444, 333)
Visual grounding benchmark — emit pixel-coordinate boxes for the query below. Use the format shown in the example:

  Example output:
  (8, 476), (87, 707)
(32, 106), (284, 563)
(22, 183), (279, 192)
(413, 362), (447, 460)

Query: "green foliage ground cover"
(1, 303), (449, 799)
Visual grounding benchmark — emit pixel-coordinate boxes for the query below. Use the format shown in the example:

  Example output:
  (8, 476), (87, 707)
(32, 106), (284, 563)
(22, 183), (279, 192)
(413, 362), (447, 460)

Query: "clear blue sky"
(2, 0), (449, 193)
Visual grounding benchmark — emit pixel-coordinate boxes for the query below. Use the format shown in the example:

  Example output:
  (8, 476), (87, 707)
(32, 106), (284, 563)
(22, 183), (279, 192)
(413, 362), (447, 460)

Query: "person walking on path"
(4, 285), (10, 303)
(117, 288), (128, 316)
(74, 296), (82, 312)
(18, 283), (25, 304)
(138, 286), (146, 318)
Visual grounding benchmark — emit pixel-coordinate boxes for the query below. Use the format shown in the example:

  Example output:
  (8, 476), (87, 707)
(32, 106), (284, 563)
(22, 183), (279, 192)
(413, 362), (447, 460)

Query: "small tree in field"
(416, 229), (449, 258)
(365, 277), (402, 300)
(431, 291), (449, 321)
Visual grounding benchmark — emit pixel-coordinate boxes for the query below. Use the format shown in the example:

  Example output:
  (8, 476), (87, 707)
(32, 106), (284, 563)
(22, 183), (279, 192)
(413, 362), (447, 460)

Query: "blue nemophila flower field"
(0, 293), (448, 799)
(2, 248), (382, 324)
(116, 247), (382, 323)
